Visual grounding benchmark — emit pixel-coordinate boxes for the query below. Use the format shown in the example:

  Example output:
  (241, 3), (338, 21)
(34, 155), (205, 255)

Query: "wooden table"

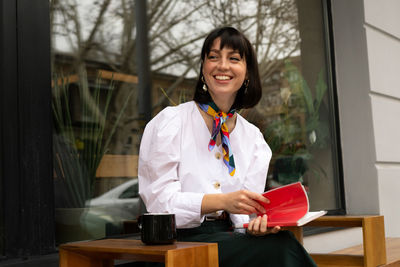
(59, 239), (219, 267)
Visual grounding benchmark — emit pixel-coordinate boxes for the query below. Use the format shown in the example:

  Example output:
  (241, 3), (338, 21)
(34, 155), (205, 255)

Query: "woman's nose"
(217, 58), (229, 70)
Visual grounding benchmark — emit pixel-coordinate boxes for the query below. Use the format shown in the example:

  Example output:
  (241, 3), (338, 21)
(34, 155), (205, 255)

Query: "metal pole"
(135, 0), (152, 123)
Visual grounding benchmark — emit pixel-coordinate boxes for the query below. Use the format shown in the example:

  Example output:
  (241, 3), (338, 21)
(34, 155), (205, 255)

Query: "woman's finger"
(259, 214), (268, 233)
(244, 198), (267, 214)
(247, 217), (260, 235)
(247, 217), (255, 232)
(269, 226), (281, 234)
(246, 191), (269, 213)
(252, 216), (261, 234)
(238, 191), (267, 214)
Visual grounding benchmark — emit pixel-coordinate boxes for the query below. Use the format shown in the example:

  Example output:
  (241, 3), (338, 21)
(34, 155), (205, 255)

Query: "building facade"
(331, 0), (400, 237)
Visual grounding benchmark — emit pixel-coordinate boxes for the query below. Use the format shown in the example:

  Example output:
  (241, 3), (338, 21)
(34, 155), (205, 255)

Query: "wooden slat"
(60, 239), (218, 267)
(52, 70), (138, 88)
(310, 254), (364, 266)
(96, 154), (138, 178)
(386, 238), (400, 266)
(305, 216), (368, 227)
(333, 238), (400, 266)
(52, 74), (79, 87)
(98, 69), (138, 84)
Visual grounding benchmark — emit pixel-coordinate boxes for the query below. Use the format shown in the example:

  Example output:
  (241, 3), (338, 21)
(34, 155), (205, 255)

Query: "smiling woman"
(138, 26), (317, 267)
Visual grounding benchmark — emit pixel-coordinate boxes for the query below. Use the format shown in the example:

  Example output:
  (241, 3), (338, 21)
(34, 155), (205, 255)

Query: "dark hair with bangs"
(193, 27), (262, 110)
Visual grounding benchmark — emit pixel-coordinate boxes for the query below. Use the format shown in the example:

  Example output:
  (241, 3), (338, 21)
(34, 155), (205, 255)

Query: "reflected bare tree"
(50, 0), (299, 154)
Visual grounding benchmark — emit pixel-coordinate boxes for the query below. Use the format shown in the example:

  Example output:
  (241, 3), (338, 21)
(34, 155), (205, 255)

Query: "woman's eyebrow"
(209, 48), (241, 55)
(209, 49), (220, 53)
(229, 50), (241, 55)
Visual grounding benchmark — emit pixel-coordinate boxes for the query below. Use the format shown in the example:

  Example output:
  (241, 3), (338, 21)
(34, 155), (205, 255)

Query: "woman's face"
(202, 38), (247, 105)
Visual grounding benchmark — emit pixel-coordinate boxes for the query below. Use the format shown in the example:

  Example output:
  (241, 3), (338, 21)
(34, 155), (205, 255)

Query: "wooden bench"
(287, 215), (387, 267)
(122, 216), (389, 267)
(333, 237), (400, 267)
(65, 216), (390, 267)
(59, 239), (219, 267)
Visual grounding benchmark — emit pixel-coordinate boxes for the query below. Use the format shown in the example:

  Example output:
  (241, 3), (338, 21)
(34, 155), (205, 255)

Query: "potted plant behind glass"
(52, 71), (133, 243)
(264, 60), (329, 188)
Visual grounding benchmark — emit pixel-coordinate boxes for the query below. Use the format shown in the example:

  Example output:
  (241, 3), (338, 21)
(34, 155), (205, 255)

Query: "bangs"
(202, 27), (248, 59)
(219, 31), (247, 57)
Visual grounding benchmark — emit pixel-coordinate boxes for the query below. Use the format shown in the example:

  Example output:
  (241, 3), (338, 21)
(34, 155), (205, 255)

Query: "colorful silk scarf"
(199, 102), (236, 176)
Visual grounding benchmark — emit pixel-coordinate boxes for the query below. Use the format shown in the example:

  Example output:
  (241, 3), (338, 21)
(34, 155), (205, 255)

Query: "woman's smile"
(214, 75), (232, 81)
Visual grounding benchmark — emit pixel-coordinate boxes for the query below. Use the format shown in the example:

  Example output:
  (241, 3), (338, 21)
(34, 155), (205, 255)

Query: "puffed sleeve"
(242, 129), (271, 193)
(138, 107), (204, 228)
(230, 128), (272, 226)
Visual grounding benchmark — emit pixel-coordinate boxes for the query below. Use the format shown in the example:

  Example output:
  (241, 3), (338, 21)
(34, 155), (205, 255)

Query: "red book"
(235, 182), (326, 228)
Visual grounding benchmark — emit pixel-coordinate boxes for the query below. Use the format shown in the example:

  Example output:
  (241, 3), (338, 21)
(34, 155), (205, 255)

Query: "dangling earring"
(201, 76), (208, 92)
(243, 79), (249, 94)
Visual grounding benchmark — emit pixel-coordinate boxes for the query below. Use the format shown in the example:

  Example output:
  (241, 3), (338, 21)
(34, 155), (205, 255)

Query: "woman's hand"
(246, 214), (281, 236)
(201, 190), (269, 216)
(247, 214), (281, 236)
(221, 190), (269, 215)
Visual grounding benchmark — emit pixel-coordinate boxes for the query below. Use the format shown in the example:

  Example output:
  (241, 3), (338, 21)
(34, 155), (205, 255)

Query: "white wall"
(364, 0), (400, 237)
(331, 0), (400, 237)
(304, 228), (362, 253)
(331, 0), (379, 214)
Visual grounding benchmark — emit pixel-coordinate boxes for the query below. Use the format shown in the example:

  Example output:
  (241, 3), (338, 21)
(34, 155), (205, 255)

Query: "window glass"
(51, 0), (341, 244)
(119, 183), (139, 199)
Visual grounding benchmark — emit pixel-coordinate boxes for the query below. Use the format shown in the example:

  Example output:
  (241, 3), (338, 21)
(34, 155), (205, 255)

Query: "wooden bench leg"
(59, 248), (113, 267)
(363, 216), (386, 267)
(165, 243), (219, 267)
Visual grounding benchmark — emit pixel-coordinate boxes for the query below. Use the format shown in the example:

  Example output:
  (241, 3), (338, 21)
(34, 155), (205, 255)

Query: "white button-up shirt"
(138, 101), (271, 228)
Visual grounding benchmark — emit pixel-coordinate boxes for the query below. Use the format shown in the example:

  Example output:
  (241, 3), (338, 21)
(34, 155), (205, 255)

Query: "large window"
(50, 0), (342, 244)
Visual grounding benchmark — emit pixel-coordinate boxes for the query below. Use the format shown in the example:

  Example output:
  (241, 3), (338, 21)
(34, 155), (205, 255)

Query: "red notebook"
(235, 182), (326, 228)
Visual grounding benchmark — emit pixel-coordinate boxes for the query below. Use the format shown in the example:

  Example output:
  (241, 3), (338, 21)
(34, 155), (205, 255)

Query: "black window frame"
(0, 0), (55, 262)
(322, 0), (346, 216)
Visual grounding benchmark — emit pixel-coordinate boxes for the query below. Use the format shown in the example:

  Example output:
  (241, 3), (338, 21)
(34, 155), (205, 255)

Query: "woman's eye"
(207, 54), (218, 60)
(230, 57), (240, 61)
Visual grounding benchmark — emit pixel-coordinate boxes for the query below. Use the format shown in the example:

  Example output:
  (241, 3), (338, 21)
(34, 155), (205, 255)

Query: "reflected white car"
(82, 179), (142, 238)
(87, 179), (140, 211)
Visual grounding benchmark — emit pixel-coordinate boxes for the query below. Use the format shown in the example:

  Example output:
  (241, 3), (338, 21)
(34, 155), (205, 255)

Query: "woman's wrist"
(201, 193), (226, 215)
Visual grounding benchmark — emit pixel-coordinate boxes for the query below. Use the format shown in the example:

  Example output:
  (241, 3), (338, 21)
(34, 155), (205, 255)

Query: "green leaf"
(52, 70), (133, 208)
(301, 77), (314, 116)
(315, 70), (327, 112)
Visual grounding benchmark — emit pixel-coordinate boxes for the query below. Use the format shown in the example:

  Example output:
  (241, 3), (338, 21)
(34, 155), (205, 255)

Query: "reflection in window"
(50, 0), (340, 244)
(119, 183), (139, 199)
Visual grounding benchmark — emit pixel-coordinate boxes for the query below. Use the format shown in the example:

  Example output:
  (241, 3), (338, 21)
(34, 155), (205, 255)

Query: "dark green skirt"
(134, 220), (316, 267)
(177, 220), (317, 267)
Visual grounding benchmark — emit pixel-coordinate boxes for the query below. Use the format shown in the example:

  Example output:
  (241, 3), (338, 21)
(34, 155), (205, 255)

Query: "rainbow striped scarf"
(199, 102), (236, 176)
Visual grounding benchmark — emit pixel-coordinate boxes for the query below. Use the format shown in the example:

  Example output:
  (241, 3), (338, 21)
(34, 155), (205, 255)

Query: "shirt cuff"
(230, 214), (250, 226)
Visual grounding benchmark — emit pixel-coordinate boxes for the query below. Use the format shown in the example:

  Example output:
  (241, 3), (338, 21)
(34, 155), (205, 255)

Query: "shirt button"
(215, 152), (222, 160)
(213, 182), (221, 189)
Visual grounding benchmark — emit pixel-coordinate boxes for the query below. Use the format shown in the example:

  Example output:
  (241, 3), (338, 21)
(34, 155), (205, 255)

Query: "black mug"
(138, 213), (177, 245)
